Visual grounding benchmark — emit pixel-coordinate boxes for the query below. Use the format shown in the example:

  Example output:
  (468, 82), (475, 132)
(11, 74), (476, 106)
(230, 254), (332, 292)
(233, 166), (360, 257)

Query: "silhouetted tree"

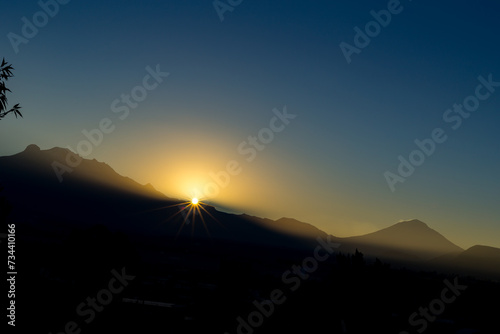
(374, 257), (390, 272)
(352, 248), (365, 268)
(0, 58), (22, 120)
(336, 252), (350, 269)
(0, 59), (22, 218)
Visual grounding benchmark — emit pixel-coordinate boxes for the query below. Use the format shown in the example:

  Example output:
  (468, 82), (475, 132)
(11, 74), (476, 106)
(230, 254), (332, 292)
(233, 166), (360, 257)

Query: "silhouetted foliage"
(336, 252), (350, 269)
(0, 58), (22, 120)
(374, 257), (391, 272)
(352, 248), (365, 268)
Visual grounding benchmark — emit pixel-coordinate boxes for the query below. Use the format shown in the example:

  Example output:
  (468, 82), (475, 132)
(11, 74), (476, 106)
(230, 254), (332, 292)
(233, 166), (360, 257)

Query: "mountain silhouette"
(257, 216), (329, 239)
(0, 144), (172, 234)
(2, 144), (165, 197)
(1, 145), (498, 279)
(337, 219), (463, 262)
(429, 245), (500, 280)
(0, 145), (327, 250)
(454, 245), (500, 278)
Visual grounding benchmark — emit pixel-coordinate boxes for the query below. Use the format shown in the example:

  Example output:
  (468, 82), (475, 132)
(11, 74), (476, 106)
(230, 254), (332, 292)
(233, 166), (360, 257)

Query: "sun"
(147, 195), (220, 238)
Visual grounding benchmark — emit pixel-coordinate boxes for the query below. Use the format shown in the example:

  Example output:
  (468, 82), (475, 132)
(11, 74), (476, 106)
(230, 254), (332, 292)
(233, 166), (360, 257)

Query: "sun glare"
(191, 197), (199, 205)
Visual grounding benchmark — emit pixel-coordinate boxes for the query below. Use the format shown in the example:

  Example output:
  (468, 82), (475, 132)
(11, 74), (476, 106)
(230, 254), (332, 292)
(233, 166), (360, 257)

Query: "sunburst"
(133, 195), (221, 239)
(174, 198), (220, 238)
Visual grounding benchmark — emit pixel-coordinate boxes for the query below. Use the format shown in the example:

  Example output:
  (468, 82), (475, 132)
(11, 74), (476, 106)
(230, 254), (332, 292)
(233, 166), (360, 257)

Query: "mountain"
(335, 220), (500, 280)
(0, 144), (172, 233)
(429, 245), (500, 280)
(1, 144), (165, 198)
(454, 245), (500, 278)
(1, 145), (498, 279)
(3, 145), (499, 333)
(0, 145), (326, 250)
(256, 216), (329, 239)
(337, 219), (463, 262)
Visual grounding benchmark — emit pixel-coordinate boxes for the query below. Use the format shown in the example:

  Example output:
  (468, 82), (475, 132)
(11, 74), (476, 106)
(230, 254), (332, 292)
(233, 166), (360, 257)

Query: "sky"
(1, 0), (499, 249)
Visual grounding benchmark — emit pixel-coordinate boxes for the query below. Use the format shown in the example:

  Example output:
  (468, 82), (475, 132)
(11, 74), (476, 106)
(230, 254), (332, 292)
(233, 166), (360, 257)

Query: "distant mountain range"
(1, 145), (499, 280)
(338, 219), (463, 261)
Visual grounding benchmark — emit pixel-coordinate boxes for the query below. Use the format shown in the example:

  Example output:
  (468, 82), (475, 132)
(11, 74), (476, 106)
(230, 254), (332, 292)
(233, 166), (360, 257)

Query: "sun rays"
(131, 192), (223, 239)
(174, 198), (219, 238)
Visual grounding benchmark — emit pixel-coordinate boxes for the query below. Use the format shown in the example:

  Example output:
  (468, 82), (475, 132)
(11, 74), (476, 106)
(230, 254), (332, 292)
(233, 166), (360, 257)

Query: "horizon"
(1, 142), (495, 250)
(1, 0), (500, 251)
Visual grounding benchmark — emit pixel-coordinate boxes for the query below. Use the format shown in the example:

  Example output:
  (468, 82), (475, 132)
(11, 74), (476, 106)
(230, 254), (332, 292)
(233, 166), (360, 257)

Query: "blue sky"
(1, 0), (499, 248)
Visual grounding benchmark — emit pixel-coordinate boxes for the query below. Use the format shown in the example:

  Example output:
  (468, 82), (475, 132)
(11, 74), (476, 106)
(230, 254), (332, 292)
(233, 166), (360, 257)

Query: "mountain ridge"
(1, 144), (499, 280)
(1, 144), (166, 199)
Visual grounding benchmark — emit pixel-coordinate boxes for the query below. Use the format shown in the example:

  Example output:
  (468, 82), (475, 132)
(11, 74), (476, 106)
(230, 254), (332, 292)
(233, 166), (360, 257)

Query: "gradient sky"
(1, 0), (499, 249)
